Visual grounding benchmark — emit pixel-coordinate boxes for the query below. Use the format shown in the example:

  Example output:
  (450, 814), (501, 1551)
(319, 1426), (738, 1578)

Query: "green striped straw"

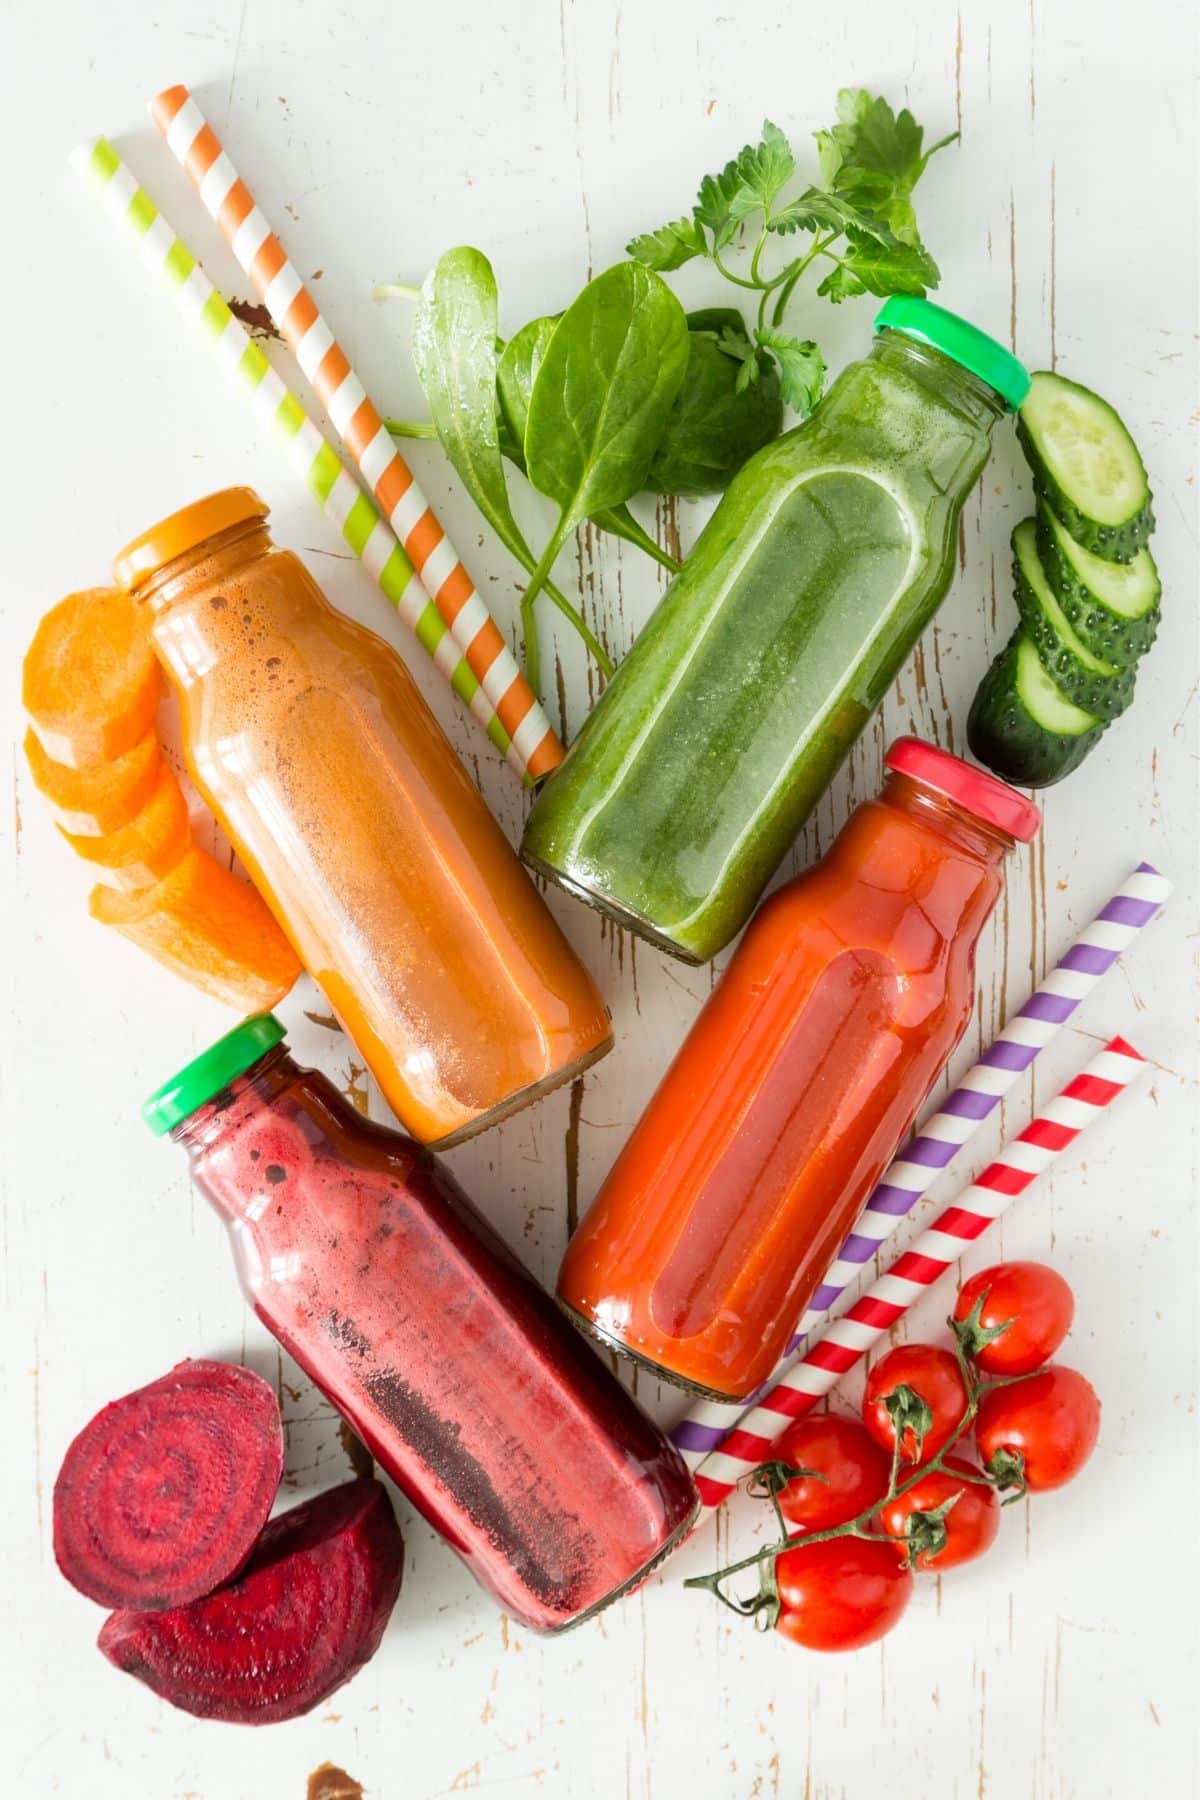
(71, 136), (517, 768)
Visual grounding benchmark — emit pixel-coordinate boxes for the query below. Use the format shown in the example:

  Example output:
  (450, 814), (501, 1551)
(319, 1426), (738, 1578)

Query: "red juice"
(144, 1017), (697, 1632)
(556, 741), (1040, 1400)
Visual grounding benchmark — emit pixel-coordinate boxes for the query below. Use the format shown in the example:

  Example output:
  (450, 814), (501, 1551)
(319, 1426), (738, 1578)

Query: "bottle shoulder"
(762, 354), (989, 471)
(749, 808), (998, 950)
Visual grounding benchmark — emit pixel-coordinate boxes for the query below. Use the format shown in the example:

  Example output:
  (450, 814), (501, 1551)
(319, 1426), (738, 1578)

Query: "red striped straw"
(150, 84), (562, 786)
(692, 1036), (1144, 1510)
(672, 863), (1170, 1469)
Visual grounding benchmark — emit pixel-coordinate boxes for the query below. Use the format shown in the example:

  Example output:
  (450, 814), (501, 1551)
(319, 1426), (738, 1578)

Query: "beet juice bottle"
(144, 1017), (697, 1632)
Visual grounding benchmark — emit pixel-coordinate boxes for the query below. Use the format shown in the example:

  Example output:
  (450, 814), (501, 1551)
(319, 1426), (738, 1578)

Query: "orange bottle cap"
(885, 737), (1041, 842)
(113, 487), (269, 593)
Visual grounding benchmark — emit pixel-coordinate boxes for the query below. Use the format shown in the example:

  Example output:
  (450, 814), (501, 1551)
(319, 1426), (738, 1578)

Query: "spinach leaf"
(646, 311), (783, 496)
(684, 306), (752, 338)
(499, 317), (680, 572)
(519, 264), (690, 691)
(496, 316), (557, 471)
(526, 263), (690, 522)
(410, 247), (531, 570)
(411, 252), (613, 685)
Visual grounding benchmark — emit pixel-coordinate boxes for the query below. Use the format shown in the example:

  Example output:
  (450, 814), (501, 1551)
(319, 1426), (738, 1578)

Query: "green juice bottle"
(522, 298), (1030, 963)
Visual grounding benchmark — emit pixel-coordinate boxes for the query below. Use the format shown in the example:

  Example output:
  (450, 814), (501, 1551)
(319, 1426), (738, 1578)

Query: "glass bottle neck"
(869, 333), (1008, 433)
(881, 770), (1017, 866)
(172, 1045), (299, 1158)
(135, 518), (274, 618)
(135, 519), (283, 689)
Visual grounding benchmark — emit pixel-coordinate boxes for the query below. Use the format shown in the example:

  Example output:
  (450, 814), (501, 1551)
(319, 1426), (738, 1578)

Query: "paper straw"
(691, 1035), (1144, 1509)
(71, 138), (553, 783)
(671, 861), (1171, 1470)
(150, 84), (561, 787)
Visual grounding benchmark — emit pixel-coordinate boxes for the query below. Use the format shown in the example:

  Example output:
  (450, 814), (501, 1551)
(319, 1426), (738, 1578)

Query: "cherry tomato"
(975, 1365), (1100, 1492)
(775, 1535), (912, 1652)
(775, 1415), (891, 1532)
(954, 1261), (1075, 1376)
(862, 1345), (969, 1464)
(878, 1457), (1001, 1570)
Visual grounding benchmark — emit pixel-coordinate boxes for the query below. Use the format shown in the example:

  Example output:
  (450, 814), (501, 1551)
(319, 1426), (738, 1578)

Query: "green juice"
(522, 303), (1025, 962)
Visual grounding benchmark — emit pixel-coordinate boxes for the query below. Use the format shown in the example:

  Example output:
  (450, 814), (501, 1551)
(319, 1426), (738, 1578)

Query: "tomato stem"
(686, 1339), (1043, 1618)
(887, 1420), (903, 1498)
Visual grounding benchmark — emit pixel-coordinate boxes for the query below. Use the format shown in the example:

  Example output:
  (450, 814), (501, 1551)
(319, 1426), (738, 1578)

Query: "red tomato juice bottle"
(144, 1016), (698, 1632)
(556, 740), (1040, 1402)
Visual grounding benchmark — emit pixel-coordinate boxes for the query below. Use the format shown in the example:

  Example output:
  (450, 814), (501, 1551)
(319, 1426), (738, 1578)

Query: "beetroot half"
(54, 1358), (283, 1611)
(98, 1478), (404, 1725)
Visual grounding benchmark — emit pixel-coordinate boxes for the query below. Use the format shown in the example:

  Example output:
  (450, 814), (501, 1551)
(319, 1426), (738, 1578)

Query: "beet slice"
(98, 1478), (404, 1725)
(54, 1359), (283, 1611)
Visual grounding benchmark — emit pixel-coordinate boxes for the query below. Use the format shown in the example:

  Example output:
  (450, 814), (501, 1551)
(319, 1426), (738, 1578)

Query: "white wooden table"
(3, 3), (1197, 1795)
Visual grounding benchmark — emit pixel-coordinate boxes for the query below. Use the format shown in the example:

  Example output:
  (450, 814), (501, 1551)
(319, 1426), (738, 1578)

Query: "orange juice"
(114, 488), (611, 1145)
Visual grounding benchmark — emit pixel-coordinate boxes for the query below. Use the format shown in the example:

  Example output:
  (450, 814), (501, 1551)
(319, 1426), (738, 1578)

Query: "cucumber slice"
(1017, 370), (1153, 562)
(1012, 520), (1136, 721)
(968, 630), (1106, 788)
(1036, 502), (1160, 667)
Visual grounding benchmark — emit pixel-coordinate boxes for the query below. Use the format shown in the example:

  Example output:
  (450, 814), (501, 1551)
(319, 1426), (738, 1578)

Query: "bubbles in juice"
(156, 547), (610, 1144)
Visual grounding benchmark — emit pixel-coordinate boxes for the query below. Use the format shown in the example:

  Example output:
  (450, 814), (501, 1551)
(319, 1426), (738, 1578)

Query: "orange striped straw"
(151, 83), (562, 786)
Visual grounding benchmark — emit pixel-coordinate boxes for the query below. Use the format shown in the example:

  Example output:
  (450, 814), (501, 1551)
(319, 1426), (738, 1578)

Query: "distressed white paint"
(1, 2), (1197, 1795)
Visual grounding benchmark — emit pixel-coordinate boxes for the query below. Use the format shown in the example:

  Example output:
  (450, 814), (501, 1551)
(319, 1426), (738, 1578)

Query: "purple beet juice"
(144, 1016), (698, 1632)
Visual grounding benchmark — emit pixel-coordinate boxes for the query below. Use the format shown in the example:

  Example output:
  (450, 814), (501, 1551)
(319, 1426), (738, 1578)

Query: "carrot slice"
(24, 727), (162, 837)
(23, 587), (161, 768)
(89, 846), (302, 1012)
(60, 761), (191, 891)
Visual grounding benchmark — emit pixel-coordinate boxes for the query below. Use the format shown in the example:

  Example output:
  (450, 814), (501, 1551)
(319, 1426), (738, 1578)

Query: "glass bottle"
(115, 488), (611, 1146)
(523, 299), (1030, 963)
(556, 740), (1039, 1400)
(146, 1017), (698, 1632)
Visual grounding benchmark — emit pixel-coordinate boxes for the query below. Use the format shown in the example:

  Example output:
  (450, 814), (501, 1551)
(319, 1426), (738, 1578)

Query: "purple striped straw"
(671, 862), (1171, 1467)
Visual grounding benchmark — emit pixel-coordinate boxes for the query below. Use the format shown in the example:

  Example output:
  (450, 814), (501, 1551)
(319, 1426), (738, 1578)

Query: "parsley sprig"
(628, 92), (957, 419)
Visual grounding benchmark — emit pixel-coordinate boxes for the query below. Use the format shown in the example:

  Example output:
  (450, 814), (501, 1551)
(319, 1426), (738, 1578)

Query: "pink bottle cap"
(885, 738), (1041, 842)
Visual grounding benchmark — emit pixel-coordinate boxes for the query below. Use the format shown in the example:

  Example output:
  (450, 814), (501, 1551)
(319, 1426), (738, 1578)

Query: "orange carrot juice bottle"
(557, 740), (1039, 1400)
(114, 488), (611, 1146)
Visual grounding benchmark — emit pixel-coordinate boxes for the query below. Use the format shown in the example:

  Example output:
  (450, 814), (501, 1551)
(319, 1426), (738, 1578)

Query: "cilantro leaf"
(627, 215), (709, 272)
(768, 186), (898, 244)
(694, 157), (751, 251)
(814, 87), (869, 188)
(754, 328), (825, 416)
(815, 88), (958, 244)
(833, 229), (940, 297)
(733, 120), (796, 215)
(709, 324), (764, 393)
(693, 121), (799, 249)
(716, 322), (755, 360)
(624, 92), (952, 404)
(815, 261), (867, 304)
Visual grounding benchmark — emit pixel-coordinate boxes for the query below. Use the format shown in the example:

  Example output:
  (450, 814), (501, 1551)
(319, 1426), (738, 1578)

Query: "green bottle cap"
(142, 1013), (286, 1137)
(874, 296), (1031, 412)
